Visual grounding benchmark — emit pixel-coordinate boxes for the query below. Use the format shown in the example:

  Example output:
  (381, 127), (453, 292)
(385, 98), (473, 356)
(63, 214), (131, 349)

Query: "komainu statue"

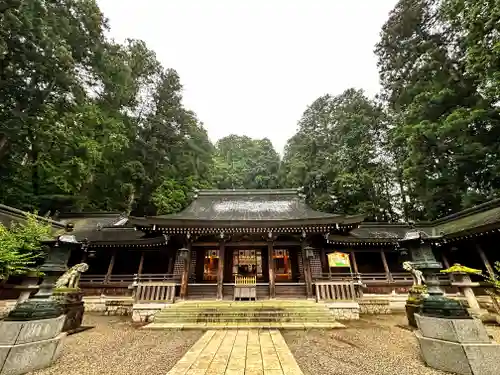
(403, 261), (426, 286)
(55, 263), (89, 289)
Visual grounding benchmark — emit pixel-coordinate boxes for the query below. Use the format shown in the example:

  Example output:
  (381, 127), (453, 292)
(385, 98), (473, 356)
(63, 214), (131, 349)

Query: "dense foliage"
(1, 0), (500, 221)
(0, 214), (52, 279)
(213, 135), (281, 190)
(282, 0), (500, 221)
(0, 1), (213, 216)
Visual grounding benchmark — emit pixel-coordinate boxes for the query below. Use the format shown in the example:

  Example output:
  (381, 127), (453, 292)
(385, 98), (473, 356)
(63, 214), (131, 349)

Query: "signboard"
(328, 251), (351, 267)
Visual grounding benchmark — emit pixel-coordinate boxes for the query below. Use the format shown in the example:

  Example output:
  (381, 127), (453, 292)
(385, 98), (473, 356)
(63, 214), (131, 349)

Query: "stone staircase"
(144, 300), (345, 330)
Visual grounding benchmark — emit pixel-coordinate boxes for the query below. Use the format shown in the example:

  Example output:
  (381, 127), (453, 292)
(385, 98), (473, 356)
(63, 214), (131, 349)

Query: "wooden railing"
(234, 275), (256, 300)
(80, 273), (178, 285)
(133, 282), (176, 303)
(315, 281), (356, 302)
(315, 272), (449, 284)
(235, 276), (257, 285)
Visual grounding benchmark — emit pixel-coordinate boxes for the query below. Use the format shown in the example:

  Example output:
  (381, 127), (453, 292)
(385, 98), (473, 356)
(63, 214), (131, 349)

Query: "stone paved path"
(166, 330), (304, 375)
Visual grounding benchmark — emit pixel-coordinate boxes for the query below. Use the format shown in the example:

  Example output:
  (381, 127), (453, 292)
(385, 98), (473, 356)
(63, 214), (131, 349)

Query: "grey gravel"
(282, 314), (500, 375)
(27, 314), (203, 375)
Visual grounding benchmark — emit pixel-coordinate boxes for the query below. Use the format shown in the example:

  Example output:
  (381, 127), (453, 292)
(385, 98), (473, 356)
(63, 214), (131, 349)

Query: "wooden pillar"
(137, 251), (145, 275)
(320, 248), (328, 274)
(441, 252), (455, 282)
(217, 241), (225, 300)
(268, 241), (275, 299)
(180, 243), (192, 299)
(350, 251), (359, 274)
(167, 252), (175, 275)
(105, 250), (116, 283)
(380, 250), (392, 282)
(301, 241), (313, 299)
(476, 244), (496, 279)
(476, 243), (500, 312)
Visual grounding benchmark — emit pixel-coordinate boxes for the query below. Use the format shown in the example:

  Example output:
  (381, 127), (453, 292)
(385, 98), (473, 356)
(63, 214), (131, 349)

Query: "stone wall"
(325, 302), (360, 320)
(359, 299), (391, 314)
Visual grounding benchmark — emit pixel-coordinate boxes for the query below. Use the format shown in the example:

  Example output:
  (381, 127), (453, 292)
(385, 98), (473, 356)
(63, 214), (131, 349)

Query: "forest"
(1, 0), (499, 222)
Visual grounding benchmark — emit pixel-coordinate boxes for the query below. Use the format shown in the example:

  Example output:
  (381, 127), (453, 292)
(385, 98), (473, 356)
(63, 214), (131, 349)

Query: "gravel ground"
(282, 313), (500, 375)
(28, 314), (203, 375)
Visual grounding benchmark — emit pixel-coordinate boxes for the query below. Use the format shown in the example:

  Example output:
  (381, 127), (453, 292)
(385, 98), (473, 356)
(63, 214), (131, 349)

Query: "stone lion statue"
(403, 261), (426, 286)
(55, 263), (89, 289)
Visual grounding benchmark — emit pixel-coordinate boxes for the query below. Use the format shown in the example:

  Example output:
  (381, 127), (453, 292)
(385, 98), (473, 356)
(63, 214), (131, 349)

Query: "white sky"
(97, 0), (397, 154)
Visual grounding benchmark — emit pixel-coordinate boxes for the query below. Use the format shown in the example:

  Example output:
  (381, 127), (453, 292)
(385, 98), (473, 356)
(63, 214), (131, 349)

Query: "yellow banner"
(328, 251), (351, 267)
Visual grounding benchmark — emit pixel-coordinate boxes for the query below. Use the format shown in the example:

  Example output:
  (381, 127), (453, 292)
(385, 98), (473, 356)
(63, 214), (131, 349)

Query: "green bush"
(0, 213), (52, 280)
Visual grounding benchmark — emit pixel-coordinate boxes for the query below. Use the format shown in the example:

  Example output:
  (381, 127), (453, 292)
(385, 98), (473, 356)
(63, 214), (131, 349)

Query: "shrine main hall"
(33, 188), (497, 301)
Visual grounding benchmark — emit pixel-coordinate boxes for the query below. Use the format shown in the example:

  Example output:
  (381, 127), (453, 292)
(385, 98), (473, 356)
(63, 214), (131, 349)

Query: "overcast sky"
(97, 0), (397, 154)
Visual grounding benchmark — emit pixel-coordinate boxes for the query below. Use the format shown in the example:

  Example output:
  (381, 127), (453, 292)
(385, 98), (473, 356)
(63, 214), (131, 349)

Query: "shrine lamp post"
(397, 228), (469, 318)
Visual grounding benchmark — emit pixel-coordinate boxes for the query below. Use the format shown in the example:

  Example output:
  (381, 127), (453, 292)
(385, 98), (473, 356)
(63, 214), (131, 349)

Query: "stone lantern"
(398, 228), (469, 320)
(397, 231), (500, 375)
(0, 233), (82, 374)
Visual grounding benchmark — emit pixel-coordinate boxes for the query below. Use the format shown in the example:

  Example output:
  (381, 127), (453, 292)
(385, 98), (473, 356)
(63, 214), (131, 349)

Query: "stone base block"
(0, 333), (66, 375)
(0, 316), (65, 345)
(325, 302), (360, 320)
(415, 314), (490, 343)
(132, 303), (171, 323)
(416, 332), (500, 375)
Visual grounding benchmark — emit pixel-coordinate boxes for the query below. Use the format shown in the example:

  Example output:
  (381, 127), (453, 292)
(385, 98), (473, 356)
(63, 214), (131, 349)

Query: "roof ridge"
(0, 203), (66, 229)
(432, 198), (500, 225)
(196, 189), (301, 196)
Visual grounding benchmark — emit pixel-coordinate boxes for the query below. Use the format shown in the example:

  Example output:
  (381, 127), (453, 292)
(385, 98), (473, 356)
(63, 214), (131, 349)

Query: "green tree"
(280, 89), (398, 221)
(213, 135), (281, 189)
(375, 0), (500, 220)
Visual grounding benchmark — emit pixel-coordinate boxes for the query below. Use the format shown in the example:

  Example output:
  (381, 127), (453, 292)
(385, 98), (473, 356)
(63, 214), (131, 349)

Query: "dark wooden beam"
(380, 250), (392, 282)
(180, 243), (192, 299)
(301, 241), (313, 298)
(350, 251), (359, 274)
(217, 241), (225, 300)
(268, 241), (275, 298)
(104, 249), (116, 283)
(320, 247), (327, 273)
(192, 241), (300, 247)
(137, 251), (145, 275)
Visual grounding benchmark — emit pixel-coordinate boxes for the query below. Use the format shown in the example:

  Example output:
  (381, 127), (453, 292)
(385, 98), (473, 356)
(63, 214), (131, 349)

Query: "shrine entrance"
(231, 249), (264, 281)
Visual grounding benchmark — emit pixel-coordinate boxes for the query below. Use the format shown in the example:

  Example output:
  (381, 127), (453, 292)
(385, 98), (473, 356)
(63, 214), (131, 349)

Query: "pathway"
(166, 329), (304, 375)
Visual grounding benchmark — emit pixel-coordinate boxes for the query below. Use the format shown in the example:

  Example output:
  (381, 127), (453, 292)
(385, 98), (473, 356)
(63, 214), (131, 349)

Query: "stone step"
(155, 316), (334, 321)
(143, 322), (346, 330)
(153, 301), (338, 325)
(155, 310), (332, 315)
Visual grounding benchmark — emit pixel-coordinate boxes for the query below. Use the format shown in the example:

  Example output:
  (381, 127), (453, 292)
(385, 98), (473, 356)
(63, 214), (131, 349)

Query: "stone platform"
(143, 300), (345, 330)
(0, 316), (66, 375)
(415, 314), (500, 375)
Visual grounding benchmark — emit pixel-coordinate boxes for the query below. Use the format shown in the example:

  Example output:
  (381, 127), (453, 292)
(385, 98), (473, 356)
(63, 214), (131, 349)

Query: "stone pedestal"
(0, 316), (66, 375)
(52, 291), (84, 332)
(415, 314), (500, 375)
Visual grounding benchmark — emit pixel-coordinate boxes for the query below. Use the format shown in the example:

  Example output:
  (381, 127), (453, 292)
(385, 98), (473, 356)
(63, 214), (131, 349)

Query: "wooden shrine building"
(63, 189), (500, 300)
(2, 189), (500, 301)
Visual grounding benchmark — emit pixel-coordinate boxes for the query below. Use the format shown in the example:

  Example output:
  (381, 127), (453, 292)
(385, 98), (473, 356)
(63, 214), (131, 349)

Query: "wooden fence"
(315, 281), (357, 302)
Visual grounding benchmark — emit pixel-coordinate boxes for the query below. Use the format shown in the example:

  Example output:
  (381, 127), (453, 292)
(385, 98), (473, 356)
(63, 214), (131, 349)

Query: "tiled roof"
(129, 189), (364, 227)
(0, 204), (66, 231)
